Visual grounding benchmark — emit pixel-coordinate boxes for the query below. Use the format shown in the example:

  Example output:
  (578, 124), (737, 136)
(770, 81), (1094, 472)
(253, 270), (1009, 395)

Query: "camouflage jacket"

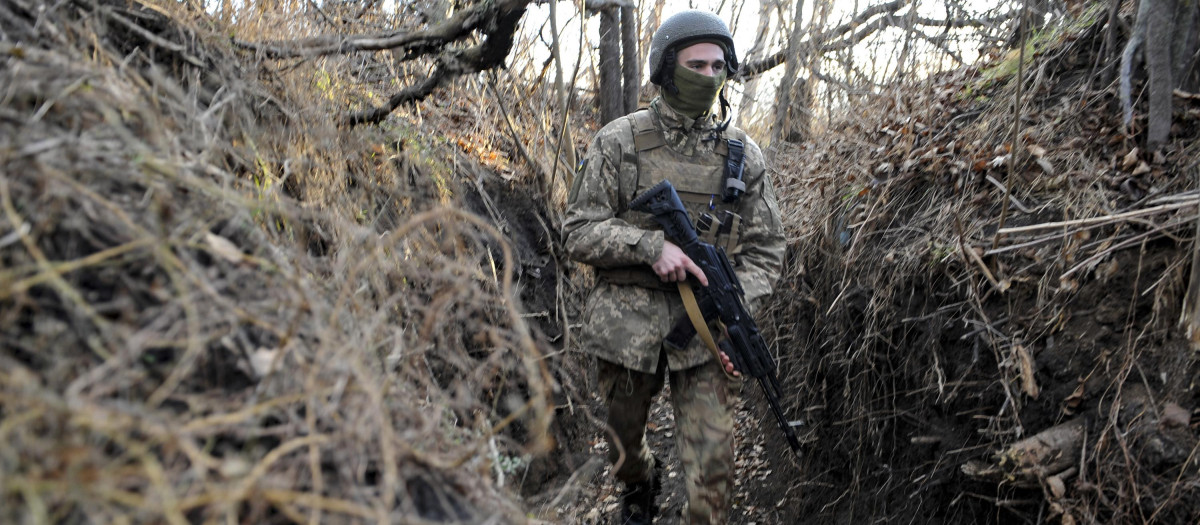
(563, 98), (786, 373)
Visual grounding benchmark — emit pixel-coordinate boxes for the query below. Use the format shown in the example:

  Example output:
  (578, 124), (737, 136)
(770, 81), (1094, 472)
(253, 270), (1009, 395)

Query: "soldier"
(563, 9), (786, 525)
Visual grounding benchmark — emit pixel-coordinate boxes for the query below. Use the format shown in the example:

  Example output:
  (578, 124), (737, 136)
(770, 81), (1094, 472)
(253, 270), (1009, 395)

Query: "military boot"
(618, 460), (662, 525)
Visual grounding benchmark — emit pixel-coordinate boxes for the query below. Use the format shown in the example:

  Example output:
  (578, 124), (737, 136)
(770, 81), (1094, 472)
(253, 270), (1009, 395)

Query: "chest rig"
(601, 109), (748, 290)
(627, 109), (746, 252)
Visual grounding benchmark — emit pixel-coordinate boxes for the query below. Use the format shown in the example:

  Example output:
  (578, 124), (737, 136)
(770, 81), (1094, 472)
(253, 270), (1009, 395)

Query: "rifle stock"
(630, 180), (802, 455)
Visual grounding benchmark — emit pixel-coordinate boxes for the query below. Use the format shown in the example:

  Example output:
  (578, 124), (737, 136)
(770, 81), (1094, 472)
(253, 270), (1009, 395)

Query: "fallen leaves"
(1121, 147), (1140, 170)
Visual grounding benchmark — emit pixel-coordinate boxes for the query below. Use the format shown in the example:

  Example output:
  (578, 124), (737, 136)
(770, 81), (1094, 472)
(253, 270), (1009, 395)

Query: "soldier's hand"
(719, 350), (742, 378)
(653, 241), (708, 286)
(718, 325), (741, 378)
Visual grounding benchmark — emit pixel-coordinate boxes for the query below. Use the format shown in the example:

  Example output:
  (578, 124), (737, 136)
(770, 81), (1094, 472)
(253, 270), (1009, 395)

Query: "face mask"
(663, 63), (726, 119)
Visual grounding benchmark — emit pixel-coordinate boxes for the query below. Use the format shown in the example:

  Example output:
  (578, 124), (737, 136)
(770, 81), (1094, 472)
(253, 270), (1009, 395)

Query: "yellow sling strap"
(677, 282), (740, 380)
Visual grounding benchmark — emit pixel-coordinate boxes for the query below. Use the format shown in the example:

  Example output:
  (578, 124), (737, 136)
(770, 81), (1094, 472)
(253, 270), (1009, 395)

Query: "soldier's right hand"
(653, 241), (709, 286)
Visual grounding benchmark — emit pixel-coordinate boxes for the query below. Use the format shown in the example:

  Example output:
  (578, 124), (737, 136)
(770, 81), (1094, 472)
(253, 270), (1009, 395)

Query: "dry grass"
(761, 4), (1200, 523)
(0, 0), (563, 522)
(8, 0), (1198, 524)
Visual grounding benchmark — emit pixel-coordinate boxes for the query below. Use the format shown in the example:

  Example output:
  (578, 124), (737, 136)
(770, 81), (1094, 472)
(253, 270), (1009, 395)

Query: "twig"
(992, 0), (1030, 251)
(985, 174), (1033, 214)
(101, 6), (204, 67)
(0, 178), (116, 360)
(259, 489), (377, 519)
(962, 241), (1004, 291)
(1059, 228), (1159, 279)
(996, 200), (1200, 234)
(486, 72), (546, 184)
(0, 238), (153, 301)
(1182, 171), (1200, 348)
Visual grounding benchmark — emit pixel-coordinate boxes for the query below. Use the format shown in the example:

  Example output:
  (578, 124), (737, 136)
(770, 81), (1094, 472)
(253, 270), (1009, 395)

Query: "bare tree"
(621, 3), (640, 112)
(1121, 0), (1200, 148)
(548, 0), (576, 173)
(641, 0), (665, 70)
(738, 0), (1018, 80)
(598, 5), (623, 124)
(772, 0), (809, 145)
(735, 0), (782, 129)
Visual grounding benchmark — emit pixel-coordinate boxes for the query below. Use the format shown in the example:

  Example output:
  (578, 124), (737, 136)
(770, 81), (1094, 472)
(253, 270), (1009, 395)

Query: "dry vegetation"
(759, 3), (1200, 523)
(0, 0), (566, 522)
(3, 0), (1200, 524)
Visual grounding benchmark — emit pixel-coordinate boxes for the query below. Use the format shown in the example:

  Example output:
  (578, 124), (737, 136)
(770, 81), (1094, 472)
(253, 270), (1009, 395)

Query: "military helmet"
(648, 10), (739, 85)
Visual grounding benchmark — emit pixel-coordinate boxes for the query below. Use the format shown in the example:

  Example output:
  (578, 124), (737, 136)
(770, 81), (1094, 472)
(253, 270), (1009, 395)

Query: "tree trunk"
(736, 0), (778, 129)
(1145, 0), (1177, 147)
(894, 0), (919, 81)
(641, 2), (664, 72)
(548, 0), (575, 180)
(782, 76), (812, 144)
(1120, 0), (1200, 148)
(772, 0), (807, 146)
(1172, 2), (1200, 91)
(1120, 0), (1149, 132)
(621, 4), (639, 113)
(1101, 0), (1120, 85)
(598, 6), (623, 125)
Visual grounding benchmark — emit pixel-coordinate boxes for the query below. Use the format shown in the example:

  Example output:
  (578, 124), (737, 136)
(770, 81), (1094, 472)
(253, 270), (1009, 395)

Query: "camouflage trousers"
(597, 354), (737, 524)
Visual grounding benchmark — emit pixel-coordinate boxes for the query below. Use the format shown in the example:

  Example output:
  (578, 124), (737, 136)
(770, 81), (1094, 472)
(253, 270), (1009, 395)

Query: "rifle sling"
(677, 282), (740, 381)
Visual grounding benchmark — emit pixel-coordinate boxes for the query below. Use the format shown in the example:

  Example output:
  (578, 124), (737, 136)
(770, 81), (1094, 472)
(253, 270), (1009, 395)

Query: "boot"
(618, 460), (662, 525)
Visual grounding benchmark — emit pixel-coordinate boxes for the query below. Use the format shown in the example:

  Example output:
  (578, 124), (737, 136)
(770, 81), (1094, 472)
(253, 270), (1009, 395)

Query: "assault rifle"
(630, 180), (802, 455)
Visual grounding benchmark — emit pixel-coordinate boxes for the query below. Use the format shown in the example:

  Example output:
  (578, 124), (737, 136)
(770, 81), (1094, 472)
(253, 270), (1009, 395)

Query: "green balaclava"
(662, 62), (727, 120)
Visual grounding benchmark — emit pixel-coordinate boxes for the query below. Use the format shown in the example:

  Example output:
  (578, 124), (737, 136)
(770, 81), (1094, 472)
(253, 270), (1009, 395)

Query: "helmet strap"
(661, 48), (680, 95)
(715, 89), (731, 133)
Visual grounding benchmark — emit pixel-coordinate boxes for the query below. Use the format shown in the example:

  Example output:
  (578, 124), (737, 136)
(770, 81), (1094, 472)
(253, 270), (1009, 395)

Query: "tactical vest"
(599, 109), (746, 290)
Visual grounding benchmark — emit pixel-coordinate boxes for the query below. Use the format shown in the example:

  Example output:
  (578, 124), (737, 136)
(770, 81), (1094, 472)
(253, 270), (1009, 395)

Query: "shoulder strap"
(722, 138), (746, 202)
(631, 110), (666, 152)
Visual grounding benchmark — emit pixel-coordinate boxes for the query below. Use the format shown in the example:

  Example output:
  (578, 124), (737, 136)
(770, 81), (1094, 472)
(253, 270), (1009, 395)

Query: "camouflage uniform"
(564, 97), (785, 523)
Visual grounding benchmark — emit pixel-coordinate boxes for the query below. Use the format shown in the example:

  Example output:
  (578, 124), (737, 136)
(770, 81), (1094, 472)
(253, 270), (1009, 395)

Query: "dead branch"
(996, 198), (1200, 235)
(961, 418), (1085, 488)
(339, 0), (529, 126)
(233, 0), (530, 126)
(233, 0), (529, 60)
(343, 60), (451, 126)
(738, 2), (1018, 80)
(582, 0), (633, 13)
